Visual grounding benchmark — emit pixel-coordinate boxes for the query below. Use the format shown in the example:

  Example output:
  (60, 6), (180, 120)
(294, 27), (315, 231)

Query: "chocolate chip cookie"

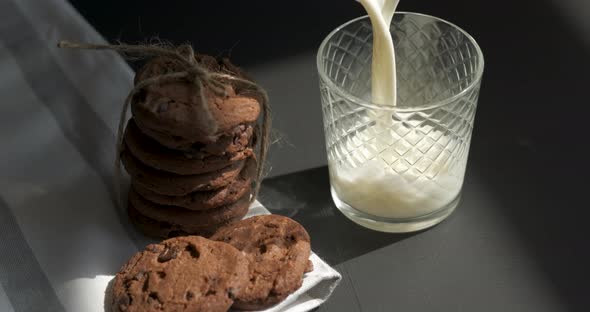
(111, 236), (249, 312)
(128, 202), (240, 239)
(211, 215), (312, 310)
(121, 149), (246, 196)
(128, 188), (250, 238)
(124, 119), (253, 175)
(131, 56), (261, 145)
(132, 161), (253, 211)
(136, 121), (255, 153)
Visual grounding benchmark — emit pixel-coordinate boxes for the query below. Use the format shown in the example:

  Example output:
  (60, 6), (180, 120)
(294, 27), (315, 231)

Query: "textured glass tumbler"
(317, 13), (484, 232)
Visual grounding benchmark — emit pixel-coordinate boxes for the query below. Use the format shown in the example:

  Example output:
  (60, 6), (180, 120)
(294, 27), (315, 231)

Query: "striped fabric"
(0, 0), (340, 311)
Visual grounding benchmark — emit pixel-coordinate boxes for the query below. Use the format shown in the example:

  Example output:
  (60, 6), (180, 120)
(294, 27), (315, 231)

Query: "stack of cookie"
(121, 54), (261, 238)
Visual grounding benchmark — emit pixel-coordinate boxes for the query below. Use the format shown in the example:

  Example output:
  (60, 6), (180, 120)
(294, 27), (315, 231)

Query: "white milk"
(332, 1), (463, 218)
(331, 141), (465, 218)
(357, 0), (399, 106)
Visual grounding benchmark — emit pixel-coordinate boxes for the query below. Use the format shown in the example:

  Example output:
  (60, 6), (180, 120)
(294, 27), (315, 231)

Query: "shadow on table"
(70, 0), (363, 69)
(260, 166), (417, 266)
(461, 0), (590, 308)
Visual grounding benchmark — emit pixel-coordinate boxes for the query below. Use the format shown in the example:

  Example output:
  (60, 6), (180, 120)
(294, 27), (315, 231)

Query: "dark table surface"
(72, 0), (590, 310)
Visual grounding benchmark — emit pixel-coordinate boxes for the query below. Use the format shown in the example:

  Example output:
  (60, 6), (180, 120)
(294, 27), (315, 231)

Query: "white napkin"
(0, 0), (340, 311)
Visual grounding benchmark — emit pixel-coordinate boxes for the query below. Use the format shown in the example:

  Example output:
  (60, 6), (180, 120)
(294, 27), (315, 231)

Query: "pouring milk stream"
(330, 0), (465, 219)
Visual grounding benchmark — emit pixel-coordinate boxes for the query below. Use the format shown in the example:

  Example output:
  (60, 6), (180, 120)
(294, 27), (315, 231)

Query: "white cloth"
(0, 0), (341, 311)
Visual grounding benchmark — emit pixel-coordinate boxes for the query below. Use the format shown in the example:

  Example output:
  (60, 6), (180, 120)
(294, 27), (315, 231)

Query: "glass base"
(330, 187), (460, 233)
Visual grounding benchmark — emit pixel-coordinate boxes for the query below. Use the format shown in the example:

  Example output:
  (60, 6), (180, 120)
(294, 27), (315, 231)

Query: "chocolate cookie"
(124, 119), (253, 175)
(211, 215), (312, 310)
(132, 158), (254, 210)
(128, 202), (240, 238)
(136, 121), (255, 153)
(128, 188), (250, 237)
(121, 149), (245, 196)
(132, 56), (261, 144)
(111, 236), (249, 312)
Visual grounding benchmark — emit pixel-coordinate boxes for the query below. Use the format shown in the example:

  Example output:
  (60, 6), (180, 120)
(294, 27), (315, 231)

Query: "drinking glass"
(317, 12), (484, 232)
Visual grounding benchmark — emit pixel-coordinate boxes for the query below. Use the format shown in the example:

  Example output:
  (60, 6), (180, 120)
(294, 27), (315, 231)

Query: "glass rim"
(316, 12), (485, 112)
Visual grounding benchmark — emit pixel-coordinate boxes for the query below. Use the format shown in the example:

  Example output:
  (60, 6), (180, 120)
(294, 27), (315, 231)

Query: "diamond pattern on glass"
(319, 14), (482, 187)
